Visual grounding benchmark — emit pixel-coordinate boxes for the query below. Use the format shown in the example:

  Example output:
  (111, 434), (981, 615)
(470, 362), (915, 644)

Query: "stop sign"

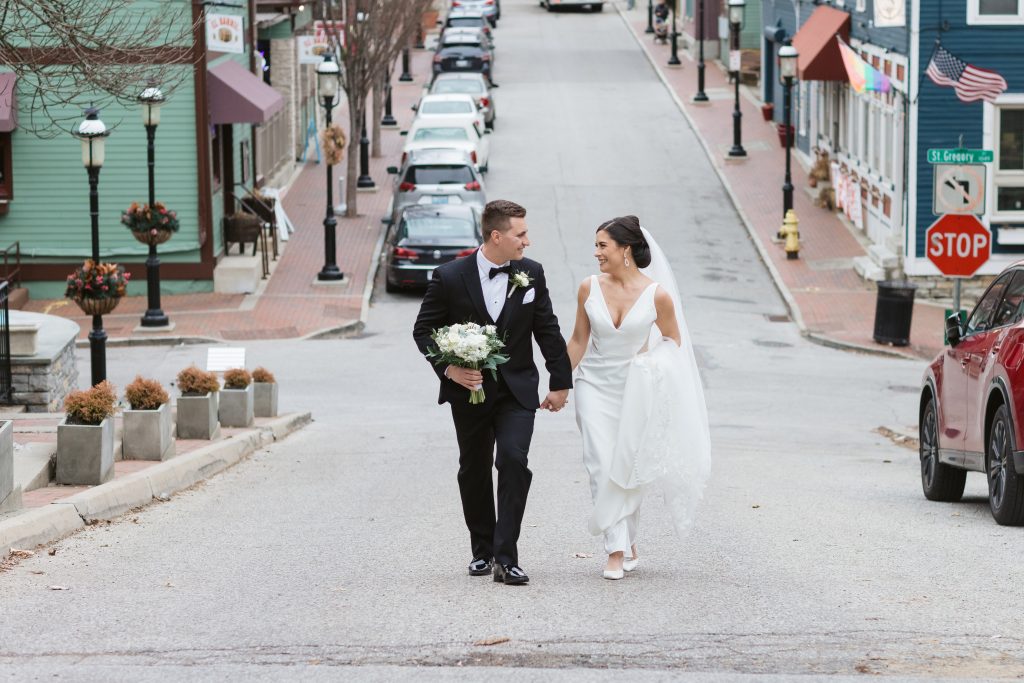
(926, 214), (991, 277)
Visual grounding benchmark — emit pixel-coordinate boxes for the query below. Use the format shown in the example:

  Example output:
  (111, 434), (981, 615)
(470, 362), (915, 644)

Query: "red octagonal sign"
(926, 214), (991, 278)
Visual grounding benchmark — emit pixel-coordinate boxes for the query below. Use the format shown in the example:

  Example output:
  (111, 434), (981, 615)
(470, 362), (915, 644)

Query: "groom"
(413, 200), (572, 585)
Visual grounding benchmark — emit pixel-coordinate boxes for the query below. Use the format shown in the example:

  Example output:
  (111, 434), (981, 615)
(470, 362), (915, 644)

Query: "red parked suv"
(920, 262), (1024, 525)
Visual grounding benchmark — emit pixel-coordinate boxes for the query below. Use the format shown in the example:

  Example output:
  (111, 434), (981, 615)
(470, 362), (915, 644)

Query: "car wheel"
(385, 278), (400, 293)
(920, 395), (966, 502)
(987, 404), (1024, 525)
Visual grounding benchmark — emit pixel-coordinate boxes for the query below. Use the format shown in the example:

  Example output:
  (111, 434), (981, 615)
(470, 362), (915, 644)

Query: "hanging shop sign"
(207, 13), (244, 54)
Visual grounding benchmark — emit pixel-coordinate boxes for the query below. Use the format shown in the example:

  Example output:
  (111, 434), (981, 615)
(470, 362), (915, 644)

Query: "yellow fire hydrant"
(780, 209), (800, 260)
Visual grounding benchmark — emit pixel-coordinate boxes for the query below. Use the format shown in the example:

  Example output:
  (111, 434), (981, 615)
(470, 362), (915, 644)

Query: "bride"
(567, 216), (711, 580)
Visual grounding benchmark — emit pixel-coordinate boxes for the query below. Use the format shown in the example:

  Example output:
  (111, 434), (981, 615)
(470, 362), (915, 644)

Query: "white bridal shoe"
(623, 556), (639, 572)
(603, 568), (624, 580)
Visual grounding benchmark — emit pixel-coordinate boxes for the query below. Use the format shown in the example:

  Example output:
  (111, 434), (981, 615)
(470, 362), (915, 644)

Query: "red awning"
(792, 6), (851, 82)
(207, 59), (284, 125)
(0, 73), (16, 132)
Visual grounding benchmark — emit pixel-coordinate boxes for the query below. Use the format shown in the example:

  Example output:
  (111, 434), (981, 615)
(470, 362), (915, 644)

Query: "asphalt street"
(1, 2), (1021, 680)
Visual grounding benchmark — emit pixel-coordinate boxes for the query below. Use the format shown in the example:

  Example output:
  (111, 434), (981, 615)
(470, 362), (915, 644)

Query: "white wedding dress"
(574, 229), (711, 555)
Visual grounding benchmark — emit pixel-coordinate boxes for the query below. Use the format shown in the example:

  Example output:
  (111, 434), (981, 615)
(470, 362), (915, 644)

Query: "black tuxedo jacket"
(413, 252), (573, 409)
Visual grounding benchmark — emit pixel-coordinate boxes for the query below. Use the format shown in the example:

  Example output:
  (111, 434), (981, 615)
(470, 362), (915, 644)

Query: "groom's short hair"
(482, 200), (527, 237)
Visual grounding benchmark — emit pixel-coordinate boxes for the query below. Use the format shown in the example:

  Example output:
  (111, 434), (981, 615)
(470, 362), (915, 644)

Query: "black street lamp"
(646, 0), (654, 33)
(138, 84), (170, 328)
(73, 108), (111, 385)
(399, 47), (413, 82)
(316, 53), (344, 282)
(668, 1), (681, 66)
(356, 109), (375, 189)
(779, 43), (799, 219)
(726, 0), (747, 159)
(693, 0), (708, 102)
(382, 82), (398, 127)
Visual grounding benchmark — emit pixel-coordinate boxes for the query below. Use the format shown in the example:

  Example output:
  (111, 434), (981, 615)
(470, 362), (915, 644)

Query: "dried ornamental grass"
(252, 367), (276, 384)
(124, 375), (169, 410)
(223, 368), (252, 389)
(64, 381), (117, 426)
(176, 366), (220, 396)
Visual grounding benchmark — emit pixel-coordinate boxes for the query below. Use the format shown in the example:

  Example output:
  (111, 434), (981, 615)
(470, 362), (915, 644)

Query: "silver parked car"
(387, 148), (487, 216)
(429, 72), (497, 130)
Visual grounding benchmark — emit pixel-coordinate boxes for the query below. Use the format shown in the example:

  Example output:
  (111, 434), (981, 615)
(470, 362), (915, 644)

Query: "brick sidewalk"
(23, 48), (437, 342)
(621, 8), (944, 360)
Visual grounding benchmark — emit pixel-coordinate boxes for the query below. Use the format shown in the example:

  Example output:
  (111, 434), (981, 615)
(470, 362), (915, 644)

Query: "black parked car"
(433, 42), (493, 83)
(384, 205), (482, 292)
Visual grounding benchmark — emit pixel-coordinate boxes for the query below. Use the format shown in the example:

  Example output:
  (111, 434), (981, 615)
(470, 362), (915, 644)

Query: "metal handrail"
(0, 282), (13, 404)
(0, 242), (21, 290)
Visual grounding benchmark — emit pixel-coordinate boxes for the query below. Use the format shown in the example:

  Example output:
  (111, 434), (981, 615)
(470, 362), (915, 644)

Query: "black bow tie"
(488, 265), (513, 279)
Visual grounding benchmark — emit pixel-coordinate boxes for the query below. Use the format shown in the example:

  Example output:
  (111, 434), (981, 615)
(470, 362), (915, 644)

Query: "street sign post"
(926, 214), (991, 312)
(927, 148), (994, 164)
(932, 164), (987, 215)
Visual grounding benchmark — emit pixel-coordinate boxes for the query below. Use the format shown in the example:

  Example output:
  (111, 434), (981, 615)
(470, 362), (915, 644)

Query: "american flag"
(926, 44), (1007, 103)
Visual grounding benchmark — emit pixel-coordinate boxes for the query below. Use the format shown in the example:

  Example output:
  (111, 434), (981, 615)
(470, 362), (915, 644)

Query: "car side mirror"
(387, 166), (399, 174)
(411, 104), (418, 112)
(381, 216), (393, 225)
(946, 313), (963, 347)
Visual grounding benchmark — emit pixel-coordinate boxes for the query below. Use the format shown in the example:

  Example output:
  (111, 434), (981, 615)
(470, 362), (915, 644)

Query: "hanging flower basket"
(65, 260), (129, 317)
(121, 201), (180, 242)
(131, 228), (174, 246)
(322, 124), (347, 166)
(75, 296), (122, 317)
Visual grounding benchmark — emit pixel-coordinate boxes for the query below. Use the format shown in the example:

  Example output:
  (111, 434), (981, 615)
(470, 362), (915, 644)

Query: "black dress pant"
(450, 380), (535, 567)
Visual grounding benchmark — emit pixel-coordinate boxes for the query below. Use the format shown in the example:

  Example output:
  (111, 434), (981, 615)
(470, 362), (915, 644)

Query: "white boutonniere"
(508, 270), (533, 299)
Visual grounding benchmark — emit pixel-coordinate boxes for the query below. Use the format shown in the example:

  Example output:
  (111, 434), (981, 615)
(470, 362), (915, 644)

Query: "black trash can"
(873, 280), (917, 346)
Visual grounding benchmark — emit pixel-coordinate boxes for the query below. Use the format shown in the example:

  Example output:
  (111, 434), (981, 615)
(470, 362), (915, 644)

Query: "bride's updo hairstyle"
(596, 215), (652, 269)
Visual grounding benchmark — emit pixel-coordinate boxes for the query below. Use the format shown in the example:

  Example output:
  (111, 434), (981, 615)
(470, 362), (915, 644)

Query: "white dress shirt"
(477, 248), (509, 322)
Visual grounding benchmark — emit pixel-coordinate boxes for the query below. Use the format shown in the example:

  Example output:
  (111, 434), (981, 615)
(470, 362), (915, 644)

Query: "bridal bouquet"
(428, 323), (509, 404)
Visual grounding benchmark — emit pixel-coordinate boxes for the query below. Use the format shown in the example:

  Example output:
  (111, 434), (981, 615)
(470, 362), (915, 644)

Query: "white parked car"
(402, 120), (490, 173)
(413, 93), (485, 133)
(429, 73), (497, 130)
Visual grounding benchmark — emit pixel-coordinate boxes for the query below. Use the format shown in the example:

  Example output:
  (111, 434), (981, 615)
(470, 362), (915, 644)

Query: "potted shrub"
(176, 366), (220, 439)
(121, 201), (180, 246)
(65, 260), (130, 317)
(761, 102), (775, 121)
(56, 381), (117, 485)
(776, 123), (795, 148)
(219, 368), (254, 428)
(252, 367), (278, 418)
(123, 376), (175, 461)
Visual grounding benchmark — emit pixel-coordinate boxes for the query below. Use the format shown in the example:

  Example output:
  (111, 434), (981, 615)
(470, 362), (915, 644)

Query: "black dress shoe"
(493, 563), (529, 585)
(468, 557), (493, 576)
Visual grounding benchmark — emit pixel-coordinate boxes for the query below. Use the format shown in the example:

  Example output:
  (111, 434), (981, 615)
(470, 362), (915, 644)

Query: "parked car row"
(384, 7), (504, 293)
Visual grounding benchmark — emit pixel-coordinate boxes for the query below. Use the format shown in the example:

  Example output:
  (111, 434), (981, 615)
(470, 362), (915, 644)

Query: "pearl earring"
(624, 257), (630, 268)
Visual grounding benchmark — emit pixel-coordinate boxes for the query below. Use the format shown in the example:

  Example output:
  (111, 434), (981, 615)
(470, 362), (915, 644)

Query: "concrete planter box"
(219, 384), (254, 428)
(177, 392), (220, 440)
(0, 420), (18, 512)
(9, 321), (41, 356)
(253, 382), (278, 418)
(56, 417), (114, 485)
(123, 402), (175, 461)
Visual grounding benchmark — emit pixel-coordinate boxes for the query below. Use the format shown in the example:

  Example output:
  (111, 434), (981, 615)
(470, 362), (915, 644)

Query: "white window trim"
(984, 94), (1024, 222)
(968, 0), (1024, 25)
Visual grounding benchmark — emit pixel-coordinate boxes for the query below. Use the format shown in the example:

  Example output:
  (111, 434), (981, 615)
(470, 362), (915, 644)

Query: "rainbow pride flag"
(837, 39), (891, 94)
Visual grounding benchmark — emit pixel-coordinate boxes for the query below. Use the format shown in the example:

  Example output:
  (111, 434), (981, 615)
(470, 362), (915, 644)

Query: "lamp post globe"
(779, 43), (798, 219)
(726, 0), (747, 158)
(136, 84), (171, 328)
(72, 108), (111, 385)
(317, 52), (344, 282)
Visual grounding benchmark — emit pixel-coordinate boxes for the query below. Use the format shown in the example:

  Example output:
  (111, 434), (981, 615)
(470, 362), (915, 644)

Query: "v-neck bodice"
(581, 275), (658, 367)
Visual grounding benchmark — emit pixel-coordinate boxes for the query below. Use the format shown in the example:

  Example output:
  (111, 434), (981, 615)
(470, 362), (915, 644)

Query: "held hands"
(447, 365), (484, 391)
(541, 389), (569, 413)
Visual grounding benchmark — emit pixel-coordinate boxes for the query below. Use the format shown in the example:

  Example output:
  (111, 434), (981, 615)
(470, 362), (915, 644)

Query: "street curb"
(0, 412), (311, 558)
(77, 335), (222, 349)
(617, 8), (916, 362)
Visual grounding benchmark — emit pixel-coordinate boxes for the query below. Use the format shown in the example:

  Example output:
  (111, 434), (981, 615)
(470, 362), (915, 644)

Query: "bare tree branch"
(319, 0), (432, 216)
(0, 0), (202, 137)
